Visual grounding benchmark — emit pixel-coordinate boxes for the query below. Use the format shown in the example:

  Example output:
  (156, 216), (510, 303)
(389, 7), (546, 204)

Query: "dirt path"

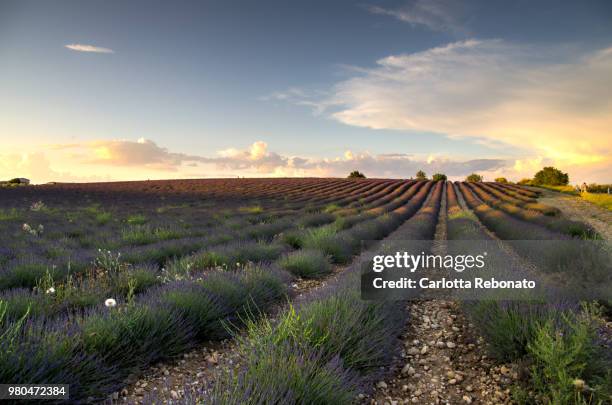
(366, 183), (517, 405)
(533, 188), (612, 240)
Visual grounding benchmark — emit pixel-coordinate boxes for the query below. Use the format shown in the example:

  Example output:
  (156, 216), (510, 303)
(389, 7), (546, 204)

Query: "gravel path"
(366, 300), (517, 405)
(364, 183), (516, 405)
(533, 188), (612, 240)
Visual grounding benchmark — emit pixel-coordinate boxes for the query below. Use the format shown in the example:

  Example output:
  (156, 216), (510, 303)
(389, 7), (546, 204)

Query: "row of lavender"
(447, 183), (611, 404)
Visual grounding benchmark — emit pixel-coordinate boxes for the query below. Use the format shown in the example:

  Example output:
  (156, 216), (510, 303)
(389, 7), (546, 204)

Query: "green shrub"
(495, 177), (509, 183)
(416, 170), (427, 180)
(465, 301), (549, 361)
(466, 173), (483, 182)
(432, 173), (447, 181)
(533, 166), (569, 186)
(277, 249), (332, 278)
(528, 309), (609, 404)
(347, 171), (366, 179)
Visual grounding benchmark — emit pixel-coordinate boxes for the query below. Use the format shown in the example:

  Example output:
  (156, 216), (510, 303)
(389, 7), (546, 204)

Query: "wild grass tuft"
(94, 211), (112, 225)
(302, 226), (352, 263)
(126, 214), (147, 225)
(0, 208), (21, 221)
(277, 249), (332, 278)
(0, 262), (56, 290)
(239, 205), (264, 214)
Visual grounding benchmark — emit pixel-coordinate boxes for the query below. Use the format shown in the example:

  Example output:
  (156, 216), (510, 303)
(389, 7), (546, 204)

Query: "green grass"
(94, 211), (112, 225)
(126, 214), (147, 225)
(537, 185), (612, 211)
(239, 205), (264, 214)
(121, 225), (181, 245)
(277, 249), (332, 278)
(537, 184), (580, 195)
(0, 208), (21, 221)
(581, 192), (612, 211)
(323, 203), (341, 213)
(0, 263), (57, 290)
(302, 225), (351, 263)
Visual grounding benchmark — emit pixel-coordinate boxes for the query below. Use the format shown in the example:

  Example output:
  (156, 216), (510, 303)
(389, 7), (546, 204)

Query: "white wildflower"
(46, 287), (56, 294)
(104, 298), (117, 308)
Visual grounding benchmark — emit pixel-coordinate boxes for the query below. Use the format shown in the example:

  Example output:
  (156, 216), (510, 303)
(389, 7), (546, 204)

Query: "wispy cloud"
(65, 43), (114, 54)
(367, 0), (468, 34)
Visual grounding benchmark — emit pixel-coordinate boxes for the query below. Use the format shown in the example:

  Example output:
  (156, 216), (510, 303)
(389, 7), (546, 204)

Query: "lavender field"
(0, 178), (609, 404)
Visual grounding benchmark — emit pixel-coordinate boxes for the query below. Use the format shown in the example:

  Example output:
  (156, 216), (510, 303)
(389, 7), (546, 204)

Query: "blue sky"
(1, 0), (611, 182)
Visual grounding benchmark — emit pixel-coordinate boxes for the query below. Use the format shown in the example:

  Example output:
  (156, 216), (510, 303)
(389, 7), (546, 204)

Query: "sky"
(1, 0), (611, 183)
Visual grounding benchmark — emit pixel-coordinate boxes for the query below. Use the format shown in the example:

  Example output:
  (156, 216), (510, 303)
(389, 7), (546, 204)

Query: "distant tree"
(347, 170), (366, 179)
(432, 173), (447, 181)
(533, 167), (569, 186)
(415, 170), (427, 180)
(518, 178), (532, 185)
(494, 177), (508, 183)
(466, 173), (483, 182)
(8, 178), (20, 184)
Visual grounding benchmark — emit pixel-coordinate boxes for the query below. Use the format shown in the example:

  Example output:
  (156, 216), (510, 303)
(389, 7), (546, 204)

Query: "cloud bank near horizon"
(2, 139), (514, 183)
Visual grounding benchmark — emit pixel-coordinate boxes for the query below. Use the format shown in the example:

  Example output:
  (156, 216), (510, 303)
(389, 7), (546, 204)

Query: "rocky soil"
(363, 299), (518, 405)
